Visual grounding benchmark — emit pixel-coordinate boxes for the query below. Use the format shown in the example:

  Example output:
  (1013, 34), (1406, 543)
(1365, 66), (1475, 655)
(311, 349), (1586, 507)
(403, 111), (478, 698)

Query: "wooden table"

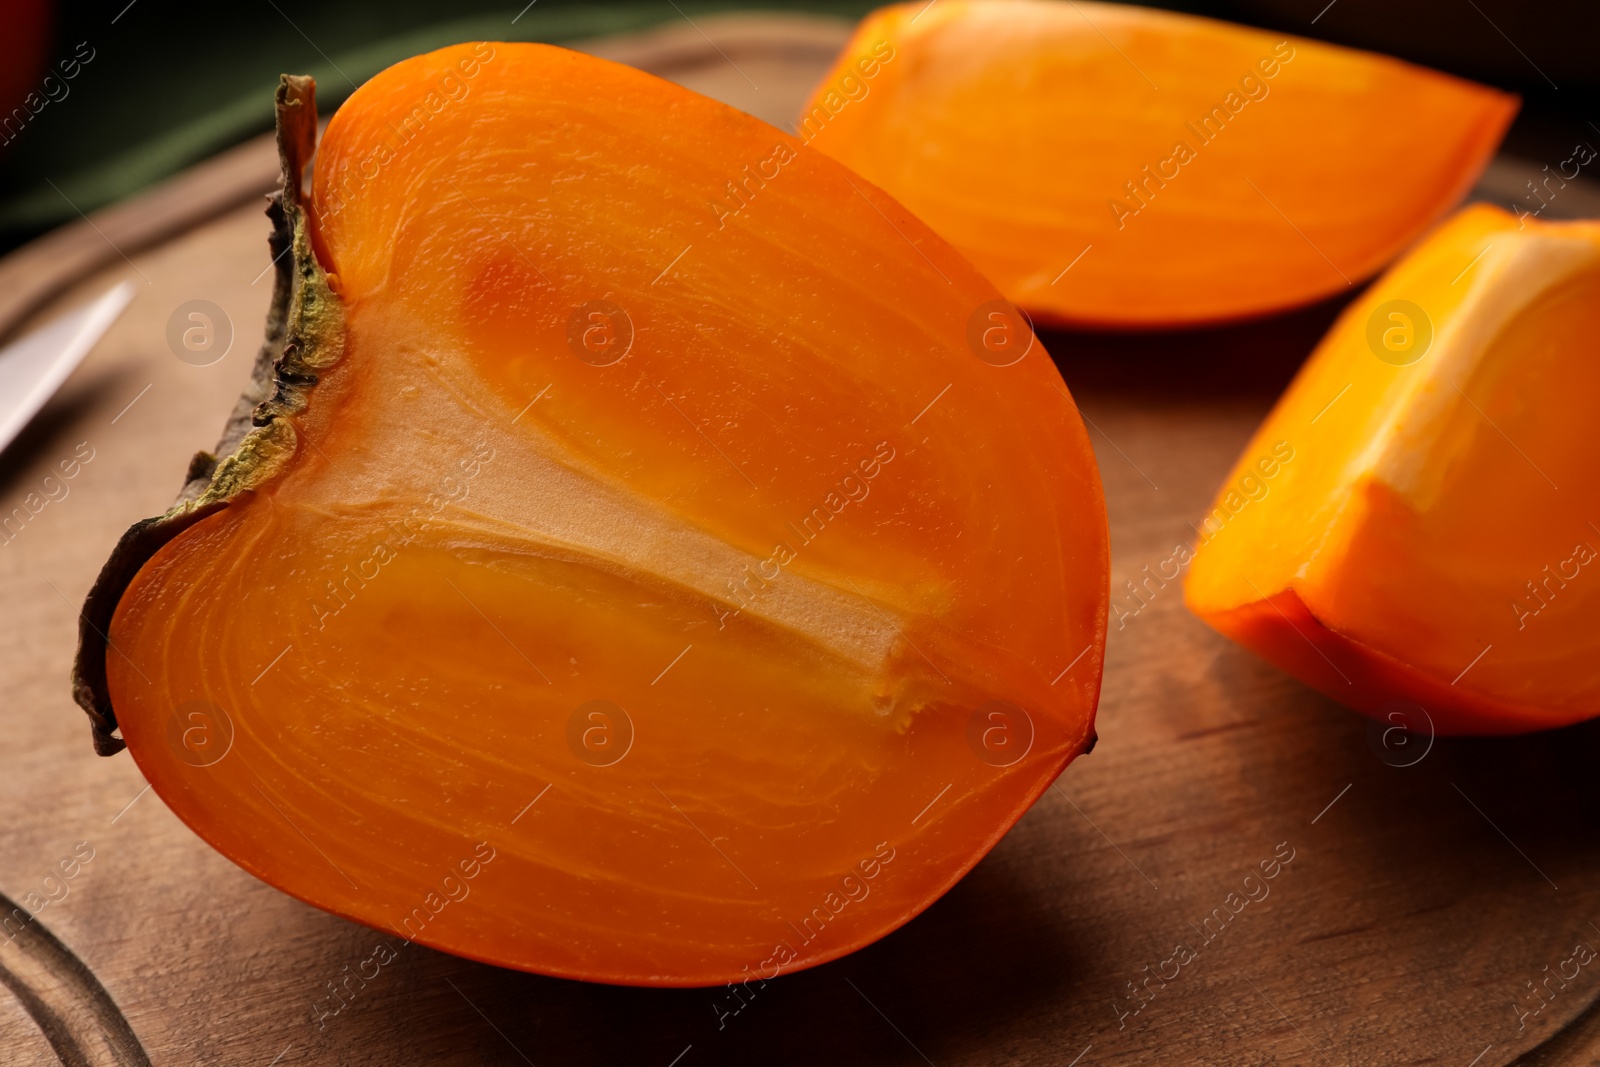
(4, 14), (1600, 1067)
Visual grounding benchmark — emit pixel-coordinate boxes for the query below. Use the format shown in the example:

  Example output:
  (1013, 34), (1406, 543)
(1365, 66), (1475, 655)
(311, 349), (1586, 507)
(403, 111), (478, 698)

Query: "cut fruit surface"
(1185, 204), (1600, 734)
(800, 0), (1516, 328)
(74, 46), (1108, 985)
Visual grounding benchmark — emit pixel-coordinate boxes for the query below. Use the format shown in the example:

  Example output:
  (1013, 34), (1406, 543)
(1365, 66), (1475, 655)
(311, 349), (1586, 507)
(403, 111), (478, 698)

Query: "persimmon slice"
(800, 0), (1517, 328)
(72, 47), (1108, 985)
(1185, 204), (1600, 735)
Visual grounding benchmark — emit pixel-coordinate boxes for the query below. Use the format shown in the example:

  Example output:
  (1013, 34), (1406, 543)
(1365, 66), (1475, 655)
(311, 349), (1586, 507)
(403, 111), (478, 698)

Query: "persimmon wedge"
(801, 0), (1517, 328)
(1185, 204), (1600, 735)
(71, 47), (1108, 985)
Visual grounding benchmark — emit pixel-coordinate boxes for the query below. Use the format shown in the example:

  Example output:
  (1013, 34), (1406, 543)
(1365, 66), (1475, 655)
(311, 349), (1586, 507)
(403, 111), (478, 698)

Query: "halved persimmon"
(72, 46), (1108, 985)
(1185, 204), (1600, 734)
(800, 0), (1517, 328)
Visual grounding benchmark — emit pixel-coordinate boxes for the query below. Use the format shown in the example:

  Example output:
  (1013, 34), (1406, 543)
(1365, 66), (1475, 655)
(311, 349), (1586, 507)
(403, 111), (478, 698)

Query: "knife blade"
(0, 282), (136, 458)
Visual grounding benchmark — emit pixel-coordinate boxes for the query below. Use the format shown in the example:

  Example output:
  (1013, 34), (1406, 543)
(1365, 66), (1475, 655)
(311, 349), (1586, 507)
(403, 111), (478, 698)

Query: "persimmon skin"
(1186, 205), (1600, 735)
(801, 0), (1517, 329)
(1205, 591), (1566, 737)
(100, 45), (1109, 986)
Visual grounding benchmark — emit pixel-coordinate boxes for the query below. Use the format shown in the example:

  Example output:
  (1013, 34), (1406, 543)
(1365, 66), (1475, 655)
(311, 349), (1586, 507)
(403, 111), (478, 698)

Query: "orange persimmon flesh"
(801, 0), (1517, 328)
(1185, 204), (1600, 734)
(102, 44), (1108, 985)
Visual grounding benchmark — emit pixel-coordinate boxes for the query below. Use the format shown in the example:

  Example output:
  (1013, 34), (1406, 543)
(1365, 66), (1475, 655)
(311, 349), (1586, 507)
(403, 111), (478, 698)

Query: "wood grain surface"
(4, 13), (1600, 1067)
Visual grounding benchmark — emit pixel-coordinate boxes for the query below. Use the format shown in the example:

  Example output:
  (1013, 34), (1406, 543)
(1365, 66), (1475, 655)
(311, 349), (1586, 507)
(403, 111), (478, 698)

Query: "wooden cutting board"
(5, 14), (1600, 1067)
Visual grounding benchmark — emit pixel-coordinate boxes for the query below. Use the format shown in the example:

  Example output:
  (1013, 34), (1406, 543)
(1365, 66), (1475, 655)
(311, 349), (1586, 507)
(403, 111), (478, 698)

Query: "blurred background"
(1, 0), (1596, 258)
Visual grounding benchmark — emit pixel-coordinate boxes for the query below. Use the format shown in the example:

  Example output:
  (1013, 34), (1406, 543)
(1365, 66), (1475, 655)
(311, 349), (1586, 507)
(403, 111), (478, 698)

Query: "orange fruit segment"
(74, 46), (1108, 985)
(1185, 204), (1600, 734)
(800, 0), (1517, 328)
